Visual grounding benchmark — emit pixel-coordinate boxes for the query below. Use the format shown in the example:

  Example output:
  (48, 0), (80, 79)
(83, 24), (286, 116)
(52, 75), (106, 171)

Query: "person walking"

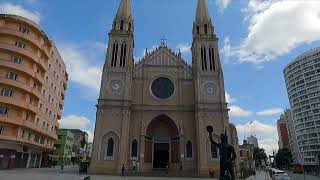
(121, 164), (125, 177)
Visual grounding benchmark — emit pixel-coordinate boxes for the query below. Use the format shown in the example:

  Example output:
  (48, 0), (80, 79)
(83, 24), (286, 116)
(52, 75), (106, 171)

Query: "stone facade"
(89, 0), (238, 175)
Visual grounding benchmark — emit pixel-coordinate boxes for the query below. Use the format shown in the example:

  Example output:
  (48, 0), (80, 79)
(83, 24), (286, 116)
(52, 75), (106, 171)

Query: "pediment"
(134, 45), (192, 77)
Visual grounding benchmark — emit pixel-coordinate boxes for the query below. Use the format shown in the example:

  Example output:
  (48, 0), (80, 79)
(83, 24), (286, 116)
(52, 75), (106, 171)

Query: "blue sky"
(2, 0), (320, 155)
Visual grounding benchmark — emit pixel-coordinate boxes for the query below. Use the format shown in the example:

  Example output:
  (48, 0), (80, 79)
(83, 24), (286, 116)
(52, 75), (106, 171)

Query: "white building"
(247, 135), (258, 148)
(283, 48), (320, 167)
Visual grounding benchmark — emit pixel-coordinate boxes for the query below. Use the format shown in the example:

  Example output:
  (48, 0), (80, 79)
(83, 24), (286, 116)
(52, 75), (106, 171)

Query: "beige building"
(239, 143), (255, 171)
(0, 14), (68, 169)
(90, 0), (238, 175)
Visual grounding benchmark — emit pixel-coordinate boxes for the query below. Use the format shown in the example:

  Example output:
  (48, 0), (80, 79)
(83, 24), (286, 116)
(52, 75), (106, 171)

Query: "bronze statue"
(207, 126), (237, 180)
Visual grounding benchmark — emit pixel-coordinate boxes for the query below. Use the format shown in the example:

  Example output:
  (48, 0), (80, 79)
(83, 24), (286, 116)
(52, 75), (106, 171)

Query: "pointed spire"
(195, 0), (211, 23)
(116, 0), (132, 20)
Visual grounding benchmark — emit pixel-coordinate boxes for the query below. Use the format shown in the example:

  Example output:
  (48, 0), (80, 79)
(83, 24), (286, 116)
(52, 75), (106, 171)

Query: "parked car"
(270, 168), (290, 180)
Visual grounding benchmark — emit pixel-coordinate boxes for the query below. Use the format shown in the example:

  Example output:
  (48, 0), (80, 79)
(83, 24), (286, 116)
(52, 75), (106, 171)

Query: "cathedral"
(90, 0), (240, 175)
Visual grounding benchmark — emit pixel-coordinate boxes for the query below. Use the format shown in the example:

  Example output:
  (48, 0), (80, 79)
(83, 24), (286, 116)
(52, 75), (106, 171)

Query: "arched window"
(201, 47), (204, 70)
(119, 43), (127, 68)
(211, 143), (218, 159)
(211, 47), (215, 71)
(120, 20), (124, 30)
(131, 139), (138, 158)
(111, 43), (119, 67)
(209, 47), (213, 71)
(197, 26), (200, 34)
(106, 138), (114, 157)
(186, 141), (193, 158)
(201, 47), (207, 71)
(204, 24), (208, 34)
(112, 22), (116, 30)
(128, 23), (131, 32)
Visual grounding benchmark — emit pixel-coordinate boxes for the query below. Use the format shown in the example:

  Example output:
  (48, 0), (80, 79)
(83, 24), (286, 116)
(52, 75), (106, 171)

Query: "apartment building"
(0, 14), (68, 169)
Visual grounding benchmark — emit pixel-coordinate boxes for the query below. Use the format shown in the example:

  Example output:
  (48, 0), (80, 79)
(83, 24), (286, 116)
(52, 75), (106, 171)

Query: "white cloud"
(0, 3), (41, 24)
(216, 0), (231, 10)
(60, 115), (94, 143)
(225, 91), (236, 104)
(236, 120), (278, 155)
(256, 108), (283, 116)
(229, 105), (252, 117)
(57, 42), (104, 94)
(176, 43), (191, 54)
(60, 115), (90, 130)
(222, 0), (320, 64)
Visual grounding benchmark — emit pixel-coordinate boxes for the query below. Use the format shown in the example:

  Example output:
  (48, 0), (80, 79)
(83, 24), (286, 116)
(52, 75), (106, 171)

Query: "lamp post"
(243, 121), (254, 143)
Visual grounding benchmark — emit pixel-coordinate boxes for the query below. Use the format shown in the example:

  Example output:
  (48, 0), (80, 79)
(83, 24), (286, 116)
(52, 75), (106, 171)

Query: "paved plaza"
(1, 167), (320, 180)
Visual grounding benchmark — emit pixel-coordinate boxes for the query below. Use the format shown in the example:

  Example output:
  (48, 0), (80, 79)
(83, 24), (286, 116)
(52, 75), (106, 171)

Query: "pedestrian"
(133, 161), (136, 175)
(179, 161), (183, 171)
(121, 164), (125, 177)
(60, 160), (64, 173)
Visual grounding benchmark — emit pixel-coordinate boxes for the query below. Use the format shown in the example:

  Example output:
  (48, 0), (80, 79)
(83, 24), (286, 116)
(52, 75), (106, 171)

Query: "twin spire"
(195, 0), (211, 23)
(114, 0), (212, 34)
(115, 0), (132, 20)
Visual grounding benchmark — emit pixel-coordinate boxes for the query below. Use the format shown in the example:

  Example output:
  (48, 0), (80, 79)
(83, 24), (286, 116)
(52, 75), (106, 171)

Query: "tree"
(274, 148), (292, 169)
(253, 147), (267, 167)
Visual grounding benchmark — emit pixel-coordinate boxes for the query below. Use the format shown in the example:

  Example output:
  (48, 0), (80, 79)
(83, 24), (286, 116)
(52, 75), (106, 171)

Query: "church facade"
(90, 0), (239, 175)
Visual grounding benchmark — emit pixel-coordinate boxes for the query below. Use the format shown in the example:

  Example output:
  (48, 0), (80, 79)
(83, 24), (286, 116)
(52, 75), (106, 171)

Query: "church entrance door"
(145, 115), (180, 169)
(153, 143), (169, 168)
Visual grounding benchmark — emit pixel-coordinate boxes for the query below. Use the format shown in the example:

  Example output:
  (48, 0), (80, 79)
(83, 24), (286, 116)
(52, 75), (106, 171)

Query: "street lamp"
(243, 121), (254, 143)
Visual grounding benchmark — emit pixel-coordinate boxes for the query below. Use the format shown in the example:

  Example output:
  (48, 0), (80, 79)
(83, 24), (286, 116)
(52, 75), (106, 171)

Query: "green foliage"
(275, 148), (292, 169)
(253, 147), (267, 166)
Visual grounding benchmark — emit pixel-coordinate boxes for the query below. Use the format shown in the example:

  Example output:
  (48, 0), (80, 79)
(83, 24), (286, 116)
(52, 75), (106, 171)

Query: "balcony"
(0, 77), (42, 99)
(0, 42), (48, 71)
(0, 96), (39, 114)
(22, 120), (58, 140)
(0, 27), (50, 59)
(0, 115), (23, 126)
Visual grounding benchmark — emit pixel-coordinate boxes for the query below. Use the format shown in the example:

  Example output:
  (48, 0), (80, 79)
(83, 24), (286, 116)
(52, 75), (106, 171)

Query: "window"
(120, 20), (124, 30)
(211, 143), (218, 159)
(204, 24), (208, 34)
(15, 41), (26, 48)
(11, 56), (21, 64)
(128, 23), (131, 32)
(6, 72), (17, 80)
(131, 139), (138, 158)
(0, 106), (8, 116)
(151, 77), (175, 99)
(201, 47), (207, 71)
(120, 43), (127, 67)
(19, 27), (30, 34)
(111, 43), (119, 67)
(1, 88), (13, 97)
(197, 26), (200, 34)
(209, 47), (215, 71)
(106, 138), (114, 158)
(0, 126), (5, 135)
(113, 22), (116, 30)
(186, 141), (193, 158)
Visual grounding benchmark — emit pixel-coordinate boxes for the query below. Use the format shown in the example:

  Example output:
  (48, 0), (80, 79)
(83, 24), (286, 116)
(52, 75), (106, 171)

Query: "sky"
(2, 0), (320, 155)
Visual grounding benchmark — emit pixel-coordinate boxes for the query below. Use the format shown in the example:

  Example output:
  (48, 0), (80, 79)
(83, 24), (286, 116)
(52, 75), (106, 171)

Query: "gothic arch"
(99, 131), (119, 161)
(146, 114), (179, 137)
(130, 138), (139, 160)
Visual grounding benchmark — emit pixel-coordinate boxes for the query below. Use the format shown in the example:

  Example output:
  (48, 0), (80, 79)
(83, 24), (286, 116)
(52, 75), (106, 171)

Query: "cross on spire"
(160, 37), (167, 46)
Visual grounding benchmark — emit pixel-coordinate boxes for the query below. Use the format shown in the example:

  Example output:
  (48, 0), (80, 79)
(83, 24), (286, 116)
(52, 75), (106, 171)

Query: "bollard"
(83, 176), (90, 180)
